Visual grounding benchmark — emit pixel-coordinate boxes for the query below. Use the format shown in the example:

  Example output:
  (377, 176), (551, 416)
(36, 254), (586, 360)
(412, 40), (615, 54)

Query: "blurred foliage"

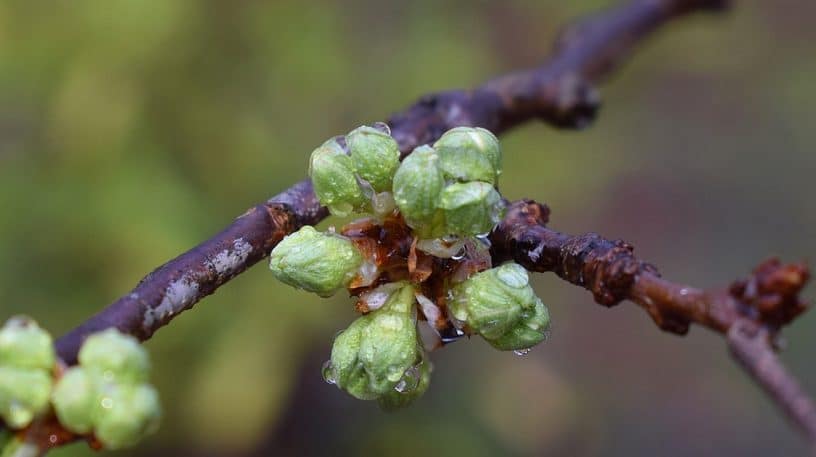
(0, 0), (815, 455)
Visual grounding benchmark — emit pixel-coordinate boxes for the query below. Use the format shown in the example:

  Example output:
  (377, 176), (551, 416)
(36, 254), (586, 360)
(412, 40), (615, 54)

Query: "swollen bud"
(449, 262), (550, 351)
(94, 384), (161, 450)
(78, 329), (150, 384)
(433, 126), (501, 185)
(438, 181), (504, 237)
(0, 367), (53, 428)
(309, 138), (368, 217)
(326, 284), (422, 400)
(51, 367), (96, 434)
(392, 146), (446, 238)
(347, 125), (400, 192)
(269, 226), (363, 297)
(488, 298), (550, 351)
(0, 316), (55, 371)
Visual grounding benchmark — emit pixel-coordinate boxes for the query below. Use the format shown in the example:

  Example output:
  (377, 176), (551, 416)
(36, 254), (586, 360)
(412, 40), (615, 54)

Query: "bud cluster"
(51, 329), (161, 449)
(269, 124), (551, 409)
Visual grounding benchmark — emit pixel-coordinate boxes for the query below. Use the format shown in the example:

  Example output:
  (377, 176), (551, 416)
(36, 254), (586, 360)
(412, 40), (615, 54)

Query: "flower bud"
(269, 226), (363, 297)
(326, 284), (421, 400)
(309, 138), (368, 217)
(438, 181), (504, 237)
(377, 359), (432, 411)
(78, 329), (150, 384)
(347, 125), (400, 193)
(488, 298), (550, 351)
(0, 366), (53, 428)
(51, 367), (96, 434)
(449, 263), (550, 351)
(94, 384), (161, 450)
(433, 127), (501, 185)
(392, 146), (446, 238)
(0, 316), (55, 371)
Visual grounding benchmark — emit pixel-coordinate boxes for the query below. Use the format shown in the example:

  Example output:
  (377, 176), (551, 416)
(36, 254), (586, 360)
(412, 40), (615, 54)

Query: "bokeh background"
(1, 0), (815, 455)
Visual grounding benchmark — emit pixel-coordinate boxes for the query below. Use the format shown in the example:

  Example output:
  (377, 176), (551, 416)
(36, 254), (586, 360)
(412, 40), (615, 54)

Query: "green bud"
(0, 366), (53, 428)
(78, 329), (150, 384)
(269, 226), (363, 297)
(488, 298), (550, 351)
(94, 384), (161, 450)
(347, 125), (400, 192)
(0, 316), (55, 371)
(309, 138), (368, 217)
(326, 284), (421, 400)
(449, 263), (550, 351)
(438, 181), (504, 237)
(433, 126), (501, 185)
(392, 146), (446, 237)
(377, 359), (432, 411)
(51, 367), (96, 434)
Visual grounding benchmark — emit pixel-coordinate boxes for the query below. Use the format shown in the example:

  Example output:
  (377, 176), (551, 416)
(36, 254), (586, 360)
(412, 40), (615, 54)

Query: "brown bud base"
(340, 214), (492, 347)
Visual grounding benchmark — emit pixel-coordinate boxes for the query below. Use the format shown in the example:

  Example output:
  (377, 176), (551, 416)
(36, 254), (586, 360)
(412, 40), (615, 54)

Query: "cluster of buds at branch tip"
(269, 124), (550, 409)
(0, 316), (55, 428)
(51, 329), (161, 450)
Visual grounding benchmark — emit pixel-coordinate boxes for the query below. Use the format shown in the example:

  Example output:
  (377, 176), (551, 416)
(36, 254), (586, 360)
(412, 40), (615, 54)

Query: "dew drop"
(513, 348), (532, 356)
(395, 365), (421, 393)
(321, 360), (337, 385)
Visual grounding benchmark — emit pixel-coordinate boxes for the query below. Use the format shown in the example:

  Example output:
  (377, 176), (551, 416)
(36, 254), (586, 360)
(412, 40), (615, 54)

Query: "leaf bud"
(51, 367), (96, 434)
(325, 284), (421, 400)
(94, 384), (161, 450)
(78, 329), (150, 384)
(392, 145), (446, 238)
(433, 126), (501, 185)
(309, 137), (368, 217)
(0, 366), (53, 428)
(438, 181), (504, 237)
(449, 263), (550, 351)
(347, 125), (400, 193)
(0, 316), (55, 371)
(269, 226), (363, 297)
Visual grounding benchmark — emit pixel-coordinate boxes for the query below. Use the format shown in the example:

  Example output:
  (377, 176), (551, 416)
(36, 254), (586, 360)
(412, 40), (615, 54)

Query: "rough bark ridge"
(12, 0), (816, 452)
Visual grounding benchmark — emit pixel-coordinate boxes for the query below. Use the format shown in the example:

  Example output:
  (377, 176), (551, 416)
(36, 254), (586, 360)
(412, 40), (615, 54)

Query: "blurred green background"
(1, 0), (815, 455)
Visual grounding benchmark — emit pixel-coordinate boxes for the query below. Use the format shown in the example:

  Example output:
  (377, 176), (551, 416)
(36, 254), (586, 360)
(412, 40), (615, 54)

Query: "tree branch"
(17, 0), (814, 453)
(490, 200), (814, 441)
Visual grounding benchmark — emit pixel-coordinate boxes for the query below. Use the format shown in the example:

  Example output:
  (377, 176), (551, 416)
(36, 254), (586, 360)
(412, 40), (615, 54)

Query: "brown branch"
(490, 200), (814, 441)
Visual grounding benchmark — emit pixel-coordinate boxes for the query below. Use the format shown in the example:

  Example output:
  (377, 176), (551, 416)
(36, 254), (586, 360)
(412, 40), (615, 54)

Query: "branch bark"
(14, 0), (815, 453)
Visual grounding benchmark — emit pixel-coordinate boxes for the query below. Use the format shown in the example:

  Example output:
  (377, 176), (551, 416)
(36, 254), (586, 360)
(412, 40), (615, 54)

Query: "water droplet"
(101, 397), (113, 409)
(440, 326), (465, 344)
(49, 434), (58, 444)
(395, 365), (421, 393)
(321, 360), (337, 385)
(513, 348), (532, 356)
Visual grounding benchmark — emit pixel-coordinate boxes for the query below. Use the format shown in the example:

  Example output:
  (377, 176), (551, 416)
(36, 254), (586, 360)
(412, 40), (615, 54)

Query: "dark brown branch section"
(490, 200), (814, 440)
(54, 0), (727, 363)
(56, 181), (326, 363)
